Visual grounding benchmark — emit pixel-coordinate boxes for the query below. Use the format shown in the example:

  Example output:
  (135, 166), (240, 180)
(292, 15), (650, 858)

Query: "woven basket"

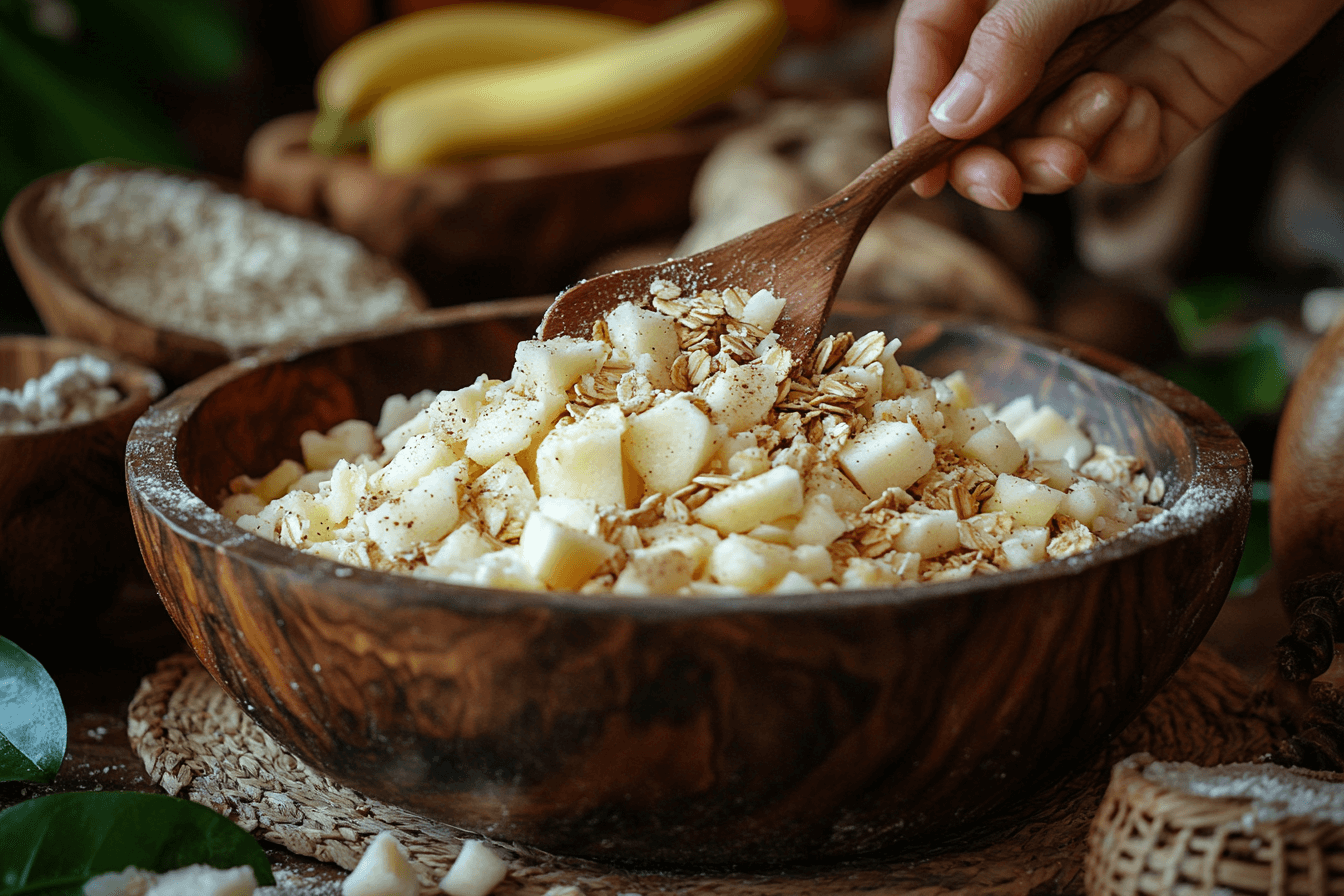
(1086, 753), (1344, 896)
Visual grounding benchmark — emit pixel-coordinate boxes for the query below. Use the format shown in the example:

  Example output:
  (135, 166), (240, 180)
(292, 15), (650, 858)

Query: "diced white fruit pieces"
(426, 377), (490, 444)
(1012, 405), (1093, 468)
(993, 395), (1035, 431)
(511, 337), (607, 396)
(342, 831), (419, 896)
(804, 463), (869, 514)
(465, 392), (559, 467)
(302, 419), (377, 471)
(1001, 527), (1049, 569)
(368, 464), (464, 555)
(740, 288), (786, 331)
(708, 535), (795, 592)
(961, 420), (1025, 475)
(984, 473), (1065, 527)
(613, 545), (697, 594)
(439, 840), (509, 896)
(790, 492), (847, 547)
(469, 456), (538, 537)
(891, 509), (960, 557)
(519, 512), (618, 591)
(1034, 457), (1075, 490)
(939, 370), (976, 409)
(623, 395), (723, 495)
(86, 865), (258, 896)
(701, 363), (781, 433)
(604, 303), (680, 389)
(838, 420), (934, 498)
(535, 405), (629, 507)
(1059, 479), (1117, 528)
(374, 431), (461, 493)
(694, 466), (804, 534)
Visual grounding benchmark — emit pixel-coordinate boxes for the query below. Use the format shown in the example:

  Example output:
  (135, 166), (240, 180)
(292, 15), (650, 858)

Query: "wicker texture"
(1086, 754), (1344, 896)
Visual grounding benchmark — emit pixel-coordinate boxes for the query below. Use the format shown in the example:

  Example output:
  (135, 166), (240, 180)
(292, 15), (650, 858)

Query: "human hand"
(888, 0), (1344, 209)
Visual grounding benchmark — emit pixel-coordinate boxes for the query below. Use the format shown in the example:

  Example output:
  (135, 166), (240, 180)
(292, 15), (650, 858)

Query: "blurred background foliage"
(0, 0), (247, 210)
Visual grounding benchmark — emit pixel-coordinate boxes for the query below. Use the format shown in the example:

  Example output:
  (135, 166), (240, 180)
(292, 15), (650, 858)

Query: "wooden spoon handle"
(837, 0), (1176, 222)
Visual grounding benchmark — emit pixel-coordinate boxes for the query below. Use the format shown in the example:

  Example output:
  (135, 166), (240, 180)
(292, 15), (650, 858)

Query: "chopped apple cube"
(1034, 457), (1075, 490)
(622, 394), (724, 495)
(708, 534), (795, 592)
(376, 388), (437, 439)
(465, 391), (562, 467)
(373, 431), (461, 493)
(613, 545), (697, 595)
(992, 395), (1036, 431)
(342, 830), (418, 896)
(604, 303), (680, 390)
(1012, 405), (1093, 468)
(511, 336), (608, 396)
(791, 543), (834, 582)
(771, 570), (819, 594)
(1000, 527), (1049, 569)
(535, 405), (629, 508)
(984, 473), (1065, 527)
(429, 521), (495, 570)
(426, 375), (491, 444)
(790, 492), (847, 546)
(740, 288), (786, 331)
(368, 464), (463, 555)
(701, 363), (781, 433)
(694, 465), (805, 534)
(804, 462), (869, 514)
(302, 419), (377, 471)
(961, 420), (1025, 475)
(469, 456), (538, 538)
(838, 419), (934, 498)
(939, 370), (977, 409)
(439, 840), (509, 896)
(891, 509), (960, 557)
(519, 511), (618, 591)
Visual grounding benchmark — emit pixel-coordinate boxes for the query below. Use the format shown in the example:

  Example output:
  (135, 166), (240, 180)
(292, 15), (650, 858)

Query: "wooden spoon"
(540, 0), (1174, 356)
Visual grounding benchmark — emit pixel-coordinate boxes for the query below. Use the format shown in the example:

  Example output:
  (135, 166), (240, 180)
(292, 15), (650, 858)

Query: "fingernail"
(931, 72), (985, 127)
(1116, 95), (1150, 132)
(965, 183), (1011, 210)
(1075, 90), (1120, 133)
(1026, 160), (1073, 191)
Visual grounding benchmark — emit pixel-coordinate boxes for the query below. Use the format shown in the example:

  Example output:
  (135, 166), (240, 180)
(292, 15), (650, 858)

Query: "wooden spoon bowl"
(126, 297), (1249, 866)
(3, 165), (429, 390)
(1, 335), (163, 648)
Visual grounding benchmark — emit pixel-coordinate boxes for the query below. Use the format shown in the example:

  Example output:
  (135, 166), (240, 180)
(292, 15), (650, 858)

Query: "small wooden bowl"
(2, 165), (429, 390)
(125, 299), (1250, 867)
(1, 335), (162, 647)
(242, 110), (746, 305)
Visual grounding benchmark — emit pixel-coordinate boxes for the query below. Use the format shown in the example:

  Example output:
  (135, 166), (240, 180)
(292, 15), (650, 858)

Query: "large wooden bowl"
(125, 298), (1250, 867)
(1, 335), (162, 650)
(3, 165), (429, 389)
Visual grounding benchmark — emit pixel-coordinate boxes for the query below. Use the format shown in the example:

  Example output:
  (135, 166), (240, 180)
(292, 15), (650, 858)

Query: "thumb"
(928, 0), (1138, 139)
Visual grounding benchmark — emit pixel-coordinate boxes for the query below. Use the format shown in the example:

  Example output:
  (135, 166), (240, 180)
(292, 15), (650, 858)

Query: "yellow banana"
(369, 0), (787, 173)
(311, 3), (643, 155)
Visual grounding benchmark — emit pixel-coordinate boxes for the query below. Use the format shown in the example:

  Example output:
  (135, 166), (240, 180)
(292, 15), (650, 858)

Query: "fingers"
(926, 0), (1139, 140)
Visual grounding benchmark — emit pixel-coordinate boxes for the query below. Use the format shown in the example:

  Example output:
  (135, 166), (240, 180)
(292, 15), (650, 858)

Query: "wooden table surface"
(0, 568), (1292, 895)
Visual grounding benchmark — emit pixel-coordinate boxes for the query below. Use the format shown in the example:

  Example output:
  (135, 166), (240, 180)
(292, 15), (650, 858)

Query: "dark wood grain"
(2, 165), (429, 390)
(539, 0), (1176, 358)
(242, 108), (745, 306)
(125, 299), (1249, 868)
(1271, 316), (1344, 609)
(0, 335), (162, 648)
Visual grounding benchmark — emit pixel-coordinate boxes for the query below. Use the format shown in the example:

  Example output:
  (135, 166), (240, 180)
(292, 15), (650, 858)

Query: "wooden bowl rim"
(2, 164), (430, 360)
(126, 295), (1251, 619)
(0, 332), (164, 438)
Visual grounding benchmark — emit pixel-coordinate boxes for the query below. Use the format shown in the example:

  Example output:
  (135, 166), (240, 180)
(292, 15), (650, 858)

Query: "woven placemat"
(127, 646), (1279, 896)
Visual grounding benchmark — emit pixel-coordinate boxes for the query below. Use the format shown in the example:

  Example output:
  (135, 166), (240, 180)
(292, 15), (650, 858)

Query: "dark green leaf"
(1166, 275), (1246, 352)
(0, 637), (65, 783)
(0, 792), (274, 895)
(69, 0), (246, 84)
(1232, 480), (1272, 597)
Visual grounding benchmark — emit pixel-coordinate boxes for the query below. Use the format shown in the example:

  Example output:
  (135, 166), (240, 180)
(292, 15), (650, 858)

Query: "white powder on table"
(0, 353), (122, 433)
(42, 165), (419, 350)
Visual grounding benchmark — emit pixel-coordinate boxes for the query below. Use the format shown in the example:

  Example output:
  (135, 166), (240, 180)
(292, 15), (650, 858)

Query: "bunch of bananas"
(310, 0), (787, 173)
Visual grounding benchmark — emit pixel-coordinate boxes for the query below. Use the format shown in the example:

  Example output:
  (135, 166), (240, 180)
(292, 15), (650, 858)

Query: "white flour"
(43, 166), (418, 350)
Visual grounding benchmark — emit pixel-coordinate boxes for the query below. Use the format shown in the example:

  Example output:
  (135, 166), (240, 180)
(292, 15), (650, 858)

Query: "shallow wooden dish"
(242, 110), (746, 305)
(2, 165), (429, 389)
(125, 298), (1250, 867)
(1, 335), (162, 648)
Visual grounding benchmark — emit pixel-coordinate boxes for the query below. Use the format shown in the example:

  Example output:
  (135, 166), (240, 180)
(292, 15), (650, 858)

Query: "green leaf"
(1166, 275), (1245, 353)
(0, 637), (65, 784)
(69, 0), (247, 84)
(1232, 480), (1273, 597)
(0, 792), (275, 895)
